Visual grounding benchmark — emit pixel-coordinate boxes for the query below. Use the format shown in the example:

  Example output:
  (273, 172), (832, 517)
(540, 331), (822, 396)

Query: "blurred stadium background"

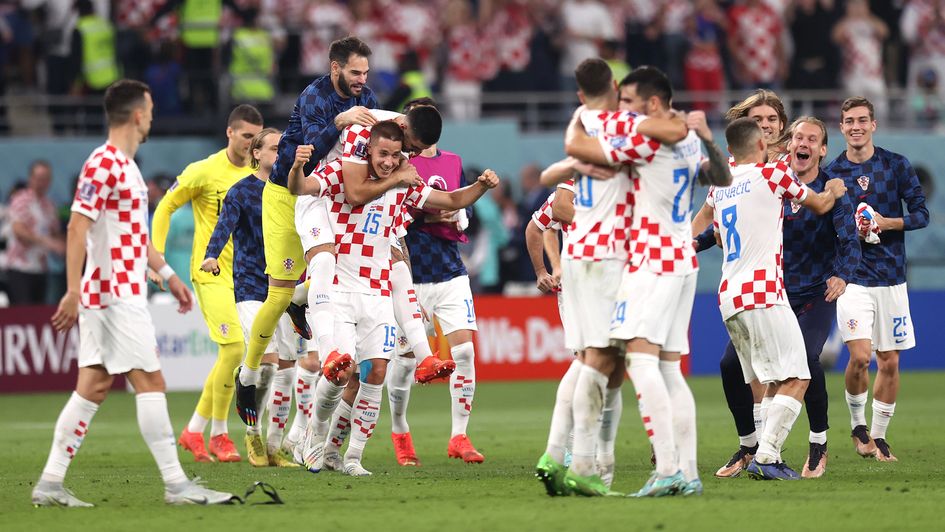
(1, 0), (943, 391)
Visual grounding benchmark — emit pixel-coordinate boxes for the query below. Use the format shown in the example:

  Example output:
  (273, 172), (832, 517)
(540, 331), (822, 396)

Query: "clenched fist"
(293, 145), (314, 169)
(477, 169), (499, 189)
(825, 178), (847, 198)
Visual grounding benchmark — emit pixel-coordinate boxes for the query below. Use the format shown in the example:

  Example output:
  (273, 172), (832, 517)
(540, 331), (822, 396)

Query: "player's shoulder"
(875, 145), (912, 168)
(301, 75), (333, 103)
(83, 143), (127, 175)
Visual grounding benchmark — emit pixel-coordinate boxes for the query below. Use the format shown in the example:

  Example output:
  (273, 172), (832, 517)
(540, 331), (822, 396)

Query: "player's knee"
(876, 350), (900, 372)
(358, 358), (387, 384)
(451, 341), (475, 364)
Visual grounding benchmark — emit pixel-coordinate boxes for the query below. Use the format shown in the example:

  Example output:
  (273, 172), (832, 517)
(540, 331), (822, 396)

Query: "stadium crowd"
(0, 0), (943, 124)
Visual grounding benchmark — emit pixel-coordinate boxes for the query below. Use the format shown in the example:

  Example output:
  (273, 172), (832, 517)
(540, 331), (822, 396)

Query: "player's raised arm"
(688, 111), (733, 187)
(424, 169), (500, 211)
(287, 144), (323, 196)
(539, 156), (616, 188)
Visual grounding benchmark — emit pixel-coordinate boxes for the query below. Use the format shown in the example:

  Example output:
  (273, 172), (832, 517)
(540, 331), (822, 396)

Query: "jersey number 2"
(672, 168), (693, 223)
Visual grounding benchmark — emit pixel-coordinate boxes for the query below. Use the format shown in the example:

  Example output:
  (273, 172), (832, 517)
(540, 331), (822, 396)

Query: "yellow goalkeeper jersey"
(151, 149), (250, 286)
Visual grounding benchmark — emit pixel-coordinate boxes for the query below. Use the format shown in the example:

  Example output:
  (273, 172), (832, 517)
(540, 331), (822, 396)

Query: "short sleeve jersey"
(563, 110), (647, 262)
(621, 129), (704, 276)
(71, 143), (149, 309)
(314, 160), (431, 296)
(708, 161), (811, 320)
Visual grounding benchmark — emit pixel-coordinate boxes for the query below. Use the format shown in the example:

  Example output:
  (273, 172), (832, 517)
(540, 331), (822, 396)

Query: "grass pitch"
(3, 372), (943, 531)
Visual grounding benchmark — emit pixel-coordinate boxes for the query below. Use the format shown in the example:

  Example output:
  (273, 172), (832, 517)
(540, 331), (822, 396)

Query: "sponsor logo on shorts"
(847, 319), (858, 332)
(314, 293), (329, 305)
(283, 258), (295, 272)
(219, 323), (229, 337)
(857, 175), (870, 191)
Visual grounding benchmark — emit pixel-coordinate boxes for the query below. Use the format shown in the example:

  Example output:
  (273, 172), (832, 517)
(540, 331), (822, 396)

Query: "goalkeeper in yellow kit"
(151, 105), (263, 462)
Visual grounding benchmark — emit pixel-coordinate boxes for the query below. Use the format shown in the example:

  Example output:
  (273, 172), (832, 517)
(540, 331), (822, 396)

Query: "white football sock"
(187, 412), (208, 434)
(760, 396), (772, 434)
(210, 418), (228, 437)
(391, 261), (434, 359)
(40, 392), (99, 483)
(284, 367), (319, 448)
(628, 353), (677, 478)
(739, 433), (758, 448)
(239, 365), (259, 387)
(310, 378), (344, 439)
(266, 367), (294, 451)
(845, 390), (868, 429)
(752, 403), (762, 434)
(570, 364), (608, 477)
(660, 359), (697, 481)
(344, 382), (383, 463)
(326, 400), (353, 454)
(449, 341), (476, 436)
(248, 363), (276, 436)
(809, 430), (827, 445)
(387, 355), (417, 434)
(756, 394), (802, 464)
(291, 279), (309, 305)
(597, 385), (622, 464)
(870, 399), (896, 440)
(136, 393), (188, 486)
(308, 252), (336, 357)
(546, 358), (583, 463)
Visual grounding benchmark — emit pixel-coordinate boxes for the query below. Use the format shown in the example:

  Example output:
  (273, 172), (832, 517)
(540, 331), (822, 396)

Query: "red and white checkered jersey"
(627, 130), (704, 276)
(727, 4), (782, 84)
(837, 19), (884, 84)
(563, 110), (645, 262)
(314, 160), (430, 297)
(531, 180), (575, 233)
(707, 162), (810, 320)
(71, 144), (149, 309)
(336, 109), (403, 166)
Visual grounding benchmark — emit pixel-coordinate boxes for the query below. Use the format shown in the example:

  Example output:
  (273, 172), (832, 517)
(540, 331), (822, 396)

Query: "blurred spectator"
(601, 39), (630, 85)
(726, 0), (786, 89)
(113, 0), (169, 82)
(384, 50), (432, 112)
(226, 7), (276, 107)
(4, 160), (63, 305)
(685, 0), (726, 114)
(524, 0), (564, 96)
(27, 0), (106, 95)
(70, 0), (118, 94)
(901, 0), (945, 103)
(0, 1), (38, 90)
(655, 0), (693, 89)
(440, 0), (494, 121)
(912, 68), (945, 128)
(833, 0), (889, 119)
(466, 179), (509, 294)
(163, 202), (195, 291)
(350, 0), (398, 91)
(559, 0), (616, 90)
(502, 164), (547, 295)
(299, 0), (351, 77)
(385, 0), (439, 74)
(482, 0), (534, 94)
(145, 40), (183, 115)
(153, 0), (244, 113)
(623, 0), (661, 70)
(147, 173), (174, 224)
(787, 0), (839, 93)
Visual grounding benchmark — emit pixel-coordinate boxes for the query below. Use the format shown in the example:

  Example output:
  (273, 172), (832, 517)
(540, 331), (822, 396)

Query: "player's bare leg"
(844, 339), (878, 457)
(870, 349), (899, 461)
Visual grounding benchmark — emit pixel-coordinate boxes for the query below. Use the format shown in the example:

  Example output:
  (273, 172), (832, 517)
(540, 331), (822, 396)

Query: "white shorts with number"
(724, 306), (811, 385)
(416, 275), (478, 336)
(295, 195), (335, 253)
(836, 282), (915, 351)
(610, 269), (697, 354)
(78, 301), (159, 375)
(237, 300), (300, 360)
(334, 291), (397, 363)
(561, 258), (622, 350)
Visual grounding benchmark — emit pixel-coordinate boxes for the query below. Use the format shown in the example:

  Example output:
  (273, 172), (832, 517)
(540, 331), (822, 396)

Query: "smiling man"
(825, 96), (929, 463)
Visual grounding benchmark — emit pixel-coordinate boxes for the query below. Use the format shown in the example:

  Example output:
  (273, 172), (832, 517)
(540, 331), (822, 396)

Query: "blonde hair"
(725, 89), (790, 149)
(250, 128), (281, 170)
(788, 116), (828, 147)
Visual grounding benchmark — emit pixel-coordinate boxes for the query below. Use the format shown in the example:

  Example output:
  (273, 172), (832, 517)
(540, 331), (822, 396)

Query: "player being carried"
(707, 118), (846, 480)
(289, 122), (500, 476)
(564, 65), (732, 496)
(33, 80), (234, 507)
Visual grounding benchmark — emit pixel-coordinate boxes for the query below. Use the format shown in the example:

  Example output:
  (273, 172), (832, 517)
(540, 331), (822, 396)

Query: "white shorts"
(415, 275), (478, 336)
(836, 283), (915, 352)
(78, 302), (159, 375)
(724, 306), (811, 385)
(610, 269), (696, 354)
(334, 291), (397, 363)
(295, 195), (335, 253)
(560, 259), (622, 350)
(236, 300), (299, 361)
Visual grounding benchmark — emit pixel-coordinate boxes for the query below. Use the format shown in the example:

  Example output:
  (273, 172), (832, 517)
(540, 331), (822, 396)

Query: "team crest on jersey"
(790, 202), (801, 214)
(857, 175), (870, 191)
(398, 336), (408, 348)
(354, 140), (368, 159)
(310, 227), (320, 238)
(219, 323), (229, 337)
(283, 258), (295, 272)
(847, 319), (858, 332)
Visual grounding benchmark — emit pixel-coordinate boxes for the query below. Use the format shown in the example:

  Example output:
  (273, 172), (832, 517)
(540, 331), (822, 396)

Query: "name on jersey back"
(714, 180), (752, 203)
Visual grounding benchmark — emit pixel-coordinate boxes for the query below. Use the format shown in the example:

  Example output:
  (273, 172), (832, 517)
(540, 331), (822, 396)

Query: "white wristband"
(158, 264), (175, 281)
